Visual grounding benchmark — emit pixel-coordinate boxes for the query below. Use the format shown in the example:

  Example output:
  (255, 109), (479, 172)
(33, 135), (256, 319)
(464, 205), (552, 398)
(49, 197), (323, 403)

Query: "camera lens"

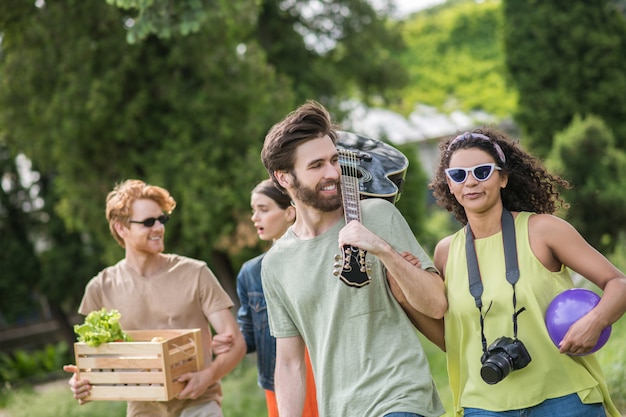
(481, 354), (513, 385)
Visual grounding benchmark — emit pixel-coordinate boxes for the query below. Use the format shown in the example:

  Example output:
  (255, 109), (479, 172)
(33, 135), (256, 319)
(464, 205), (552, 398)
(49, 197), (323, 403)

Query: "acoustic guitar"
(332, 131), (409, 287)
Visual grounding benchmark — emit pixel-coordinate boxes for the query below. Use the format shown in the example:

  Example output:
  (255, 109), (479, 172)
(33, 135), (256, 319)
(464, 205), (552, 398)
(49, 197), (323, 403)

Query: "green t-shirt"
(262, 198), (445, 417)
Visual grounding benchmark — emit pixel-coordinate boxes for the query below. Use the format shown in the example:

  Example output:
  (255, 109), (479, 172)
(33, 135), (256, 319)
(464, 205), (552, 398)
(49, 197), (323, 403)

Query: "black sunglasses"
(128, 215), (170, 227)
(445, 163), (502, 184)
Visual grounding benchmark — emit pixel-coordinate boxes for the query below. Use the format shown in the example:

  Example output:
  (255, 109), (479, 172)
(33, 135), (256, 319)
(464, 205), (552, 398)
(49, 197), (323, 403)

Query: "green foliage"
(503, 0), (626, 156)
(607, 233), (626, 273)
(105, 0), (261, 44)
(220, 356), (269, 417)
(548, 115), (626, 253)
(394, 143), (429, 237)
(0, 140), (101, 327)
(0, 0), (413, 331)
(254, 0), (409, 107)
(417, 332), (453, 416)
(0, 0), (294, 271)
(0, 342), (71, 384)
(0, 357), (266, 417)
(0, 143), (41, 322)
(73, 309), (132, 347)
(422, 208), (459, 255)
(2, 384), (127, 417)
(596, 314), (626, 413)
(394, 0), (517, 119)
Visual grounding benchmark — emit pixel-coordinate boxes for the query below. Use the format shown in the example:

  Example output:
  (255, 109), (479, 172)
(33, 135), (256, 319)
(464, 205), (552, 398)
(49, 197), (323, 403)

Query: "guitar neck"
(339, 149), (362, 223)
(341, 173), (361, 223)
(335, 147), (372, 288)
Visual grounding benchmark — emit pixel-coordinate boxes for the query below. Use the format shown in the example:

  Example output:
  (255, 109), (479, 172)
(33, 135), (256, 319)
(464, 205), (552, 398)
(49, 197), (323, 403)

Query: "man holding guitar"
(260, 100), (447, 417)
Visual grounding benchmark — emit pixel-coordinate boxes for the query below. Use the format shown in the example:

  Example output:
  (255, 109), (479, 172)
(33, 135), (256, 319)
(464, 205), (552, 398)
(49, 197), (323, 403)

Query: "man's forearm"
(387, 273), (446, 350)
(379, 244), (447, 318)
(275, 361), (306, 417)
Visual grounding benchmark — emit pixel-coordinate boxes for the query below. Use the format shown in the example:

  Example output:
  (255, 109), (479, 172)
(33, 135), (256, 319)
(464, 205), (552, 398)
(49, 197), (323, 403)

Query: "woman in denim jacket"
(236, 179), (318, 417)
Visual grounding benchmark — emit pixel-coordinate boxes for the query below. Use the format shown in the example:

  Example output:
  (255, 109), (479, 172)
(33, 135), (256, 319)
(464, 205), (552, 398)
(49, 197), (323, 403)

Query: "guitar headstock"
(333, 246), (371, 288)
(338, 148), (363, 179)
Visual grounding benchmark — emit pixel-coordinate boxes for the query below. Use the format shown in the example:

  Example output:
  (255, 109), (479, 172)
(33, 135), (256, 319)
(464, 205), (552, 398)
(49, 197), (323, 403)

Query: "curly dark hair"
(428, 127), (570, 225)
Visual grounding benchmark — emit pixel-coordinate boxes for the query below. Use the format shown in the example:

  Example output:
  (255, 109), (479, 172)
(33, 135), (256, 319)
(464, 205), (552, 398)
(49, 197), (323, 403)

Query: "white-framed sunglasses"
(445, 163), (502, 184)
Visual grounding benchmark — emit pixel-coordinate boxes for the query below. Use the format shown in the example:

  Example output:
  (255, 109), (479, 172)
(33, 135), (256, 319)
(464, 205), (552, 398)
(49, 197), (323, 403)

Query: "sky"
(394, 0), (446, 16)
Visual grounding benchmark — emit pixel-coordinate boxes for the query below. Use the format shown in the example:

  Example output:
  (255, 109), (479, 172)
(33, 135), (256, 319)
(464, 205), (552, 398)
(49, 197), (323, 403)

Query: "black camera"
(480, 336), (531, 384)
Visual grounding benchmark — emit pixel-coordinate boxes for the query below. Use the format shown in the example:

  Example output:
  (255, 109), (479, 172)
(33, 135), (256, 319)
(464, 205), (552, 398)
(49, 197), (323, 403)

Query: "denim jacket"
(236, 253), (276, 391)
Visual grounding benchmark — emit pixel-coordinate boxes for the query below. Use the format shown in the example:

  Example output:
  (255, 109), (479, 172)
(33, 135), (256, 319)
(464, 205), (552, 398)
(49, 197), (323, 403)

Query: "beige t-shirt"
(79, 253), (234, 417)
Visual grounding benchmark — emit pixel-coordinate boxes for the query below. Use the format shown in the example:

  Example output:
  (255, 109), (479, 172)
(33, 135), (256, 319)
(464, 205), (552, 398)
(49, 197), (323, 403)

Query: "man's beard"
(292, 173), (342, 212)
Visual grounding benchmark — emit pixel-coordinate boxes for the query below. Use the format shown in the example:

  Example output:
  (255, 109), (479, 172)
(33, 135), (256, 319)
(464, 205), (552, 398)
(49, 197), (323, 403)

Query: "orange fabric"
(302, 348), (318, 417)
(264, 349), (319, 417)
(265, 389), (279, 417)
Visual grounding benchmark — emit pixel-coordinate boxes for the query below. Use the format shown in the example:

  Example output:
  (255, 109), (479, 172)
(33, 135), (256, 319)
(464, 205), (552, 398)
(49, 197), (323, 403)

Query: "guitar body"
(333, 132), (409, 287)
(336, 131), (409, 203)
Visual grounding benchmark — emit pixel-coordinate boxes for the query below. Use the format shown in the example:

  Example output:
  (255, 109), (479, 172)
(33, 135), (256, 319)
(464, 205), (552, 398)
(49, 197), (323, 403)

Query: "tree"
(0, 144), (41, 325)
(503, 0), (626, 156)
(548, 115), (626, 253)
(393, 0), (517, 119)
(102, 0), (409, 107)
(393, 143), (430, 242)
(0, 0), (291, 311)
(255, 0), (408, 107)
(0, 0), (410, 335)
(0, 139), (103, 348)
(103, 0), (259, 44)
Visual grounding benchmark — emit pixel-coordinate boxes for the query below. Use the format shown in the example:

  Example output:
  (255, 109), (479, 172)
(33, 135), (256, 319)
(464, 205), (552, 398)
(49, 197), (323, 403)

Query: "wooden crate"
(74, 328), (204, 401)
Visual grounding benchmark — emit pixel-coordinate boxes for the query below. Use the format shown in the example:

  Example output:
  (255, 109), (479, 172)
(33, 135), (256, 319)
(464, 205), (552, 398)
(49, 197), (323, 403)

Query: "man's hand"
(63, 364), (91, 405)
(176, 368), (213, 400)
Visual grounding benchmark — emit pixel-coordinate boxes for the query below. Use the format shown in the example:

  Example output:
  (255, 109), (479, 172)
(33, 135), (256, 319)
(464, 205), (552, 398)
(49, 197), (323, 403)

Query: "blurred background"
(1, 0), (626, 415)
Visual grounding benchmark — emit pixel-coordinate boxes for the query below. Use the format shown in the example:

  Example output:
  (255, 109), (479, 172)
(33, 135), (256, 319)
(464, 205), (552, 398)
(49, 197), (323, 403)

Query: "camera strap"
(465, 208), (526, 355)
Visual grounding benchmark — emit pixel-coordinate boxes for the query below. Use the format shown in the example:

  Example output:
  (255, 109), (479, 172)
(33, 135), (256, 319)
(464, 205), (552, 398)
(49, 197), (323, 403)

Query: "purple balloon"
(545, 288), (611, 355)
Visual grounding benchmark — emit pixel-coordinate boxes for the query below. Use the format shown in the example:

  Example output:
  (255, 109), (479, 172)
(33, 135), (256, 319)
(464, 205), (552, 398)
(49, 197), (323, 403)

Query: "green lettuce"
(74, 308), (133, 347)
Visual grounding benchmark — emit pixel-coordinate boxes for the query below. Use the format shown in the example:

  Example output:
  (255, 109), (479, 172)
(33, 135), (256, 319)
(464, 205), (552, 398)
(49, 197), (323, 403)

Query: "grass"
(0, 356), (266, 417)
(0, 326), (624, 417)
(596, 315), (626, 413)
(418, 334), (454, 416)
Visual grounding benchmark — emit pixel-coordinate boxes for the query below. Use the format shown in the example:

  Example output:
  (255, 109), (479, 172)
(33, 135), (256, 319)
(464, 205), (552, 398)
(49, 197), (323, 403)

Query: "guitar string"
(336, 148), (370, 284)
(343, 150), (360, 222)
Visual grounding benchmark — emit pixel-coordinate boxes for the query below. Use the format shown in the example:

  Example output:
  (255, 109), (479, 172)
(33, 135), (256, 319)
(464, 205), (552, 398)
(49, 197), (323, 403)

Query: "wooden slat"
(169, 345), (196, 364)
(81, 370), (165, 384)
(76, 342), (163, 355)
(73, 328), (203, 401)
(88, 385), (168, 401)
(169, 360), (198, 380)
(77, 356), (162, 370)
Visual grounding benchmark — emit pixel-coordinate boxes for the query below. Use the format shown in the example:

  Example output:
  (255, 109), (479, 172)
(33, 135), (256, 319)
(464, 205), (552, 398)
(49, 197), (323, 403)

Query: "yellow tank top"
(444, 212), (619, 416)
